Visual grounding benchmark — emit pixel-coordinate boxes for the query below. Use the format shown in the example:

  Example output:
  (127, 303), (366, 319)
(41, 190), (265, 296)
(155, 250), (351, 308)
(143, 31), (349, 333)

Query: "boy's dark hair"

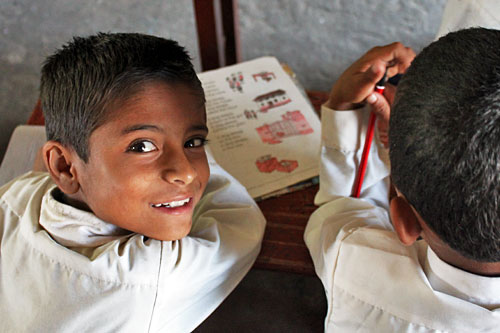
(390, 28), (500, 262)
(40, 32), (204, 162)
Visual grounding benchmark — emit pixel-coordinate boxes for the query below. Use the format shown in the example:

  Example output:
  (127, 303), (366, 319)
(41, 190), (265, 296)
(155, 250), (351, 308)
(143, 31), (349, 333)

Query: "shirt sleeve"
(304, 105), (393, 291)
(151, 152), (266, 332)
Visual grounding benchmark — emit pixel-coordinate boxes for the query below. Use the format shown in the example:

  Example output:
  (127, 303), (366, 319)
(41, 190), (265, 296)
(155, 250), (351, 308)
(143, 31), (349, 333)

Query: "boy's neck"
(53, 188), (91, 212)
(434, 244), (500, 277)
(422, 223), (500, 277)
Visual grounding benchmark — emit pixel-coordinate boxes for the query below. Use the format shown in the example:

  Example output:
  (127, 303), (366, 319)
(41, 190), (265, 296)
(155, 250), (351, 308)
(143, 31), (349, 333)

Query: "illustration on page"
(256, 155), (299, 173)
(256, 110), (313, 144)
(253, 89), (291, 112)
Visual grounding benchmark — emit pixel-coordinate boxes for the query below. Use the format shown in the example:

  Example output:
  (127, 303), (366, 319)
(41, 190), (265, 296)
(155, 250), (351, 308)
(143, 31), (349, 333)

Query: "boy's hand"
(324, 42), (415, 145)
(368, 83), (396, 147)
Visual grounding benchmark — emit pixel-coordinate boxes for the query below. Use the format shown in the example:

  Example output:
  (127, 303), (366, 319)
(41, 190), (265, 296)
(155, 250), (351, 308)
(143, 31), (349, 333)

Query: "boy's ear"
(390, 196), (422, 245)
(42, 141), (80, 195)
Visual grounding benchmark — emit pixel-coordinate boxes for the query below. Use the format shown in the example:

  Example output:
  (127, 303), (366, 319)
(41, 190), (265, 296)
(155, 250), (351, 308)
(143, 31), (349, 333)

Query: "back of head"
(390, 28), (500, 262)
(40, 32), (204, 162)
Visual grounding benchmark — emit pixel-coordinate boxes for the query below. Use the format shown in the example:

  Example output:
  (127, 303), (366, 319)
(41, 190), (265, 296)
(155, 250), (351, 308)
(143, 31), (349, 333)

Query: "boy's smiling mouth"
(151, 197), (192, 208)
(150, 196), (195, 216)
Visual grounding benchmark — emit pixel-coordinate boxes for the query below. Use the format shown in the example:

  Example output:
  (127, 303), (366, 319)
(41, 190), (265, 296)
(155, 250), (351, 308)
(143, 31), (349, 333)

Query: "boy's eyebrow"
(122, 124), (162, 135)
(121, 124), (209, 135)
(190, 124), (209, 133)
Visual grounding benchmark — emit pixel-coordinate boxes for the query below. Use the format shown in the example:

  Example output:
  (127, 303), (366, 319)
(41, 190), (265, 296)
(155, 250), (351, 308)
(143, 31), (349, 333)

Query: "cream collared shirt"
(0, 158), (265, 332)
(304, 106), (500, 332)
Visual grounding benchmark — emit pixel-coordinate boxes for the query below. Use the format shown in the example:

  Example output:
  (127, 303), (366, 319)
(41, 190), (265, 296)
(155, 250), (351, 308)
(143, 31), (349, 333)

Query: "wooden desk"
(254, 184), (319, 275)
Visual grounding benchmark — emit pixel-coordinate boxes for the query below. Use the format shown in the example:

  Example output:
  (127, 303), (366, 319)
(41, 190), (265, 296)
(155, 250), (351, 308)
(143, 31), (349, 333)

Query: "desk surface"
(254, 184), (319, 275)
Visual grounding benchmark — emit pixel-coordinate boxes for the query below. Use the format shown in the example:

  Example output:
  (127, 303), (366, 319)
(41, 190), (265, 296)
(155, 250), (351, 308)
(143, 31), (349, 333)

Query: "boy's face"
(70, 82), (209, 241)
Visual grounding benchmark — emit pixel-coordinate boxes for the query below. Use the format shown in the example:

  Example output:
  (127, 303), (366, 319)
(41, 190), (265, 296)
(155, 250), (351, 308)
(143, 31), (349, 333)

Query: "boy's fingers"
(386, 44), (415, 77)
(366, 92), (390, 123)
(366, 92), (391, 147)
(372, 42), (415, 66)
(326, 42), (414, 111)
(343, 62), (386, 106)
(360, 62), (385, 86)
(364, 42), (416, 78)
(383, 84), (397, 106)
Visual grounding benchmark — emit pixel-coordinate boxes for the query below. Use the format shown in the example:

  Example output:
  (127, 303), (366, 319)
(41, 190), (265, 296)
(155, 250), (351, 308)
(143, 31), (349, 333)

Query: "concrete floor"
(194, 268), (327, 332)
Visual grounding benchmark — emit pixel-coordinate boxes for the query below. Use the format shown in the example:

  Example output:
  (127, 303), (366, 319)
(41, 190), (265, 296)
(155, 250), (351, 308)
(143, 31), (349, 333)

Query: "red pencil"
(352, 70), (387, 198)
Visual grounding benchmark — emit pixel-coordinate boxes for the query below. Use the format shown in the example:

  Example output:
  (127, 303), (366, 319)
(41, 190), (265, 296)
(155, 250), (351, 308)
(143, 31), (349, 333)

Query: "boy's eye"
(185, 137), (208, 149)
(127, 140), (158, 153)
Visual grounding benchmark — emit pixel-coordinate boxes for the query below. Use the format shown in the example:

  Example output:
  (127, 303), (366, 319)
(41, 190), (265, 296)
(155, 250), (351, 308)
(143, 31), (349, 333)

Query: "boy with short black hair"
(305, 28), (499, 332)
(0, 32), (266, 332)
(390, 28), (499, 265)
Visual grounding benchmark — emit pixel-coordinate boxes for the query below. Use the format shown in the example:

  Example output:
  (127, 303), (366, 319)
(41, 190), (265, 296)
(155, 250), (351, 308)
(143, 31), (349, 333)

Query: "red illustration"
(256, 110), (313, 144)
(226, 71), (244, 92)
(252, 71), (276, 82)
(254, 89), (291, 112)
(256, 155), (298, 173)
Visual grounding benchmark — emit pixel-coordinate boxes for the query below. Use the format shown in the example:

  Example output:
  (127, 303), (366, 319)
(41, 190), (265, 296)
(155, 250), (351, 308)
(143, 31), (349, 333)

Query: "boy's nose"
(161, 150), (197, 186)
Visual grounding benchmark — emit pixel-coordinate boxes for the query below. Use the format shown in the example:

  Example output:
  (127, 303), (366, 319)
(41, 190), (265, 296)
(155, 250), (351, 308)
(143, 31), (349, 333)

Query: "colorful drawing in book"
(226, 71), (244, 92)
(256, 155), (298, 173)
(244, 110), (258, 120)
(256, 110), (313, 144)
(252, 71), (276, 82)
(254, 89), (291, 112)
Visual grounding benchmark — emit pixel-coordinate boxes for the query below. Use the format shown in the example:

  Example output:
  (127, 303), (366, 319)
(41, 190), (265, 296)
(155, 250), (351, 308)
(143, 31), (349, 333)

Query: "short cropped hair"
(40, 32), (204, 162)
(390, 28), (500, 262)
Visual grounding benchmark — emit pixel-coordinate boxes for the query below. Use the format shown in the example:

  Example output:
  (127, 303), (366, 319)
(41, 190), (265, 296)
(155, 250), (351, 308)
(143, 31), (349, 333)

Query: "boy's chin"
(147, 221), (193, 242)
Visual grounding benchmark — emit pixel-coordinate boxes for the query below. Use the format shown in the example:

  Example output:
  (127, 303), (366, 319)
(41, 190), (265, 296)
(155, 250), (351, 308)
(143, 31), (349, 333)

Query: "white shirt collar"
(39, 187), (131, 248)
(424, 246), (500, 310)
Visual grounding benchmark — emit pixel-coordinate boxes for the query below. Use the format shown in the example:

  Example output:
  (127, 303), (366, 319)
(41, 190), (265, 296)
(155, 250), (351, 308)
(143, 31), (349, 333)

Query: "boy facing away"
(305, 28), (499, 331)
(0, 33), (266, 332)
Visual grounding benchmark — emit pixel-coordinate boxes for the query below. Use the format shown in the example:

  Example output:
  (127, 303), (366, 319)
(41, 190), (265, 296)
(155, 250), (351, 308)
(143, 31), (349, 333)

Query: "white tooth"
(167, 198), (190, 207)
(153, 198), (190, 208)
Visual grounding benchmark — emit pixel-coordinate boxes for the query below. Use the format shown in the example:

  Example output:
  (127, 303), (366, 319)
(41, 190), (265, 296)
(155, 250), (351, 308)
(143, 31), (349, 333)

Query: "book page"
(198, 57), (321, 198)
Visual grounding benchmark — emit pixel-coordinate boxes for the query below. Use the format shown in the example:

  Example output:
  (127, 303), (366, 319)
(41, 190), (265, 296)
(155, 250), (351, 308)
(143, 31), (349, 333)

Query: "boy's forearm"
(314, 42), (415, 204)
(314, 104), (390, 205)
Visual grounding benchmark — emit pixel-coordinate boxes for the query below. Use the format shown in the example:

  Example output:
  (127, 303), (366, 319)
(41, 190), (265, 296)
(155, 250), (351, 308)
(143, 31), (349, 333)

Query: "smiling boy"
(49, 82), (210, 241)
(0, 33), (265, 332)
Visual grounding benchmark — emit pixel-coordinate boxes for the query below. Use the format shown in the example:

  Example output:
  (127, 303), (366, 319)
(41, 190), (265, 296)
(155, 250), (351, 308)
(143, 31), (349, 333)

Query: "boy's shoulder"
(0, 171), (163, 283)
(0, 172), (54, 216)
(329, 227), (499, 331)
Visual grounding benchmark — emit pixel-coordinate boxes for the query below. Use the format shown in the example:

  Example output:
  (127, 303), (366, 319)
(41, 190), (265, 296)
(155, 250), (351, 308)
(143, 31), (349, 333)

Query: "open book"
(198, 57), (321, 199)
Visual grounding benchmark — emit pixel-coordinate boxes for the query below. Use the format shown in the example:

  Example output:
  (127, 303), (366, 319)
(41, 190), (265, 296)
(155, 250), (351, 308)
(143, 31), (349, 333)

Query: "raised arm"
(315, 42), (414, 204)
(304, 43), (415, 290)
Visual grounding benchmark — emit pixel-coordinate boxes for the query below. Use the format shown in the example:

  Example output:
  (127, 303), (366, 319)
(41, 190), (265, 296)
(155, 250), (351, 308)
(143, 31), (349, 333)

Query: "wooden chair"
(193, 0), (241, 71)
